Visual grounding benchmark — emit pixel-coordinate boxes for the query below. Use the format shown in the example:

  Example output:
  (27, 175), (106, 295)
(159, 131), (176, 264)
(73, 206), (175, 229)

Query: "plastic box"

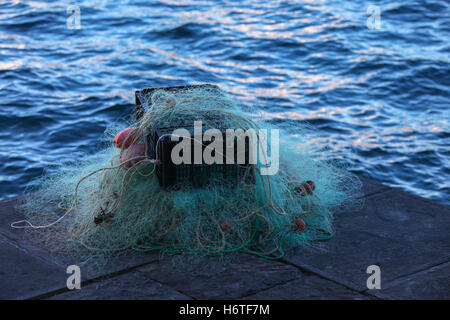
(135, 85), (255, 188)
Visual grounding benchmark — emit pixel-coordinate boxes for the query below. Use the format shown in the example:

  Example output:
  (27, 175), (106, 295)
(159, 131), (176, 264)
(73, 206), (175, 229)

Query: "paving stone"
(50, 271), (190, 300)
(0, 196), (26, 242)
(0, 196), (160, 280)
(244, 276), (372, 300)
(369, 261), (450, 300)
(358, 176), (391, 197)
(1, 178), (448, 300)
(0, 197), (71, 267)
(0, 236), (67, 299)
(136, 254), (303, 299)
(338, 187), (450, 253)
(284, 191), (450, 293)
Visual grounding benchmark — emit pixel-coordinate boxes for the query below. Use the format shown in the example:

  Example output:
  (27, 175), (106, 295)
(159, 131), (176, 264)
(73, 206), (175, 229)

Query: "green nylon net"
(15, 85), (363, 267)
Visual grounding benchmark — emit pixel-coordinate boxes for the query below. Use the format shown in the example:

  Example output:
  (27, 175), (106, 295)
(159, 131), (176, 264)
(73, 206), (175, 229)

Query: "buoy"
(306, 180), (315, 191)
(121, 144), (146, 168)
(220, 221), (234, 232)
(292, 218), (306, 233)
(114, 127), (141, 149)
(294, 180), (315, 196)
(165, 97), (176, 107)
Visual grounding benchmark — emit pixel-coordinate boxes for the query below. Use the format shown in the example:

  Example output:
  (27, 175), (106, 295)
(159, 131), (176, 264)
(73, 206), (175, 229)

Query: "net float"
(220, 221), (234, 232)
(114, 127), (141, 149)
(293, 180), (316, 196)
(293, 218), (306, 233)
(121, 143), (146, 168)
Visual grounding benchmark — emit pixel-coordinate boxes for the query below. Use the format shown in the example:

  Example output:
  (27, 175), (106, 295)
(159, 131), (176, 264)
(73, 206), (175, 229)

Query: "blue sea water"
(0, 0), (448, 205)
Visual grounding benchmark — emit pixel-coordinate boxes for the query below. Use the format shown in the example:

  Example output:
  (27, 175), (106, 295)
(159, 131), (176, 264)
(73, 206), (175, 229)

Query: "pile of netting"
(14, 85), (363, 266)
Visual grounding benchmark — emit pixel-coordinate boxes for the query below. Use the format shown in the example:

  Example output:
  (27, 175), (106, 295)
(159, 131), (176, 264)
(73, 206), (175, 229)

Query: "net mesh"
(15, 86), (363, 267)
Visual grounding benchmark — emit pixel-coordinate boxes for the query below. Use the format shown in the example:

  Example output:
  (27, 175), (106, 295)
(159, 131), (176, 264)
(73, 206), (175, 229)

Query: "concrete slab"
(283, 190), (450, 294)
(358, 176), (391, 197)
(0, 196), (26, 242)
(0, 197), (73, 267)
(49, 271), (191, 300)
(0, 178), (448, 300)
(369, 261), (450, 300)
(136, 254), (304, 299)
(339, 187), (450, 252)
(0, 196), (161, 281)
(0, 236), (67, 300)
(244, 276), (372, 300)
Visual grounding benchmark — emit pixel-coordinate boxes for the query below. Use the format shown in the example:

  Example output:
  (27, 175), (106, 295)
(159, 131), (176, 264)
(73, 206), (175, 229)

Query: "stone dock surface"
(0, 177), (449, 300)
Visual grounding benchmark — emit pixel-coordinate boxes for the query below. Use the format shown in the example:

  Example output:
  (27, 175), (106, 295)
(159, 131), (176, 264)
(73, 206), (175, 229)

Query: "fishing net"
(14, 85), (363, 267)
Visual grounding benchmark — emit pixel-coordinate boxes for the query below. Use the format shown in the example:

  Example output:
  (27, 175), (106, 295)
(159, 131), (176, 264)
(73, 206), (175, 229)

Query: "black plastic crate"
(135, 85), (255, 188)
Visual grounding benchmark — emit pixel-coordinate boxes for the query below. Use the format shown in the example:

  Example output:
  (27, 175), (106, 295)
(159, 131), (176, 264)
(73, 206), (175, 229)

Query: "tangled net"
(14, 85), (363, 266)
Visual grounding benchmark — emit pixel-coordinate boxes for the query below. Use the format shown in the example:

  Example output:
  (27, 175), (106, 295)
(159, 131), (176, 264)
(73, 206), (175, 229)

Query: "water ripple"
(0, 0), (448, 205)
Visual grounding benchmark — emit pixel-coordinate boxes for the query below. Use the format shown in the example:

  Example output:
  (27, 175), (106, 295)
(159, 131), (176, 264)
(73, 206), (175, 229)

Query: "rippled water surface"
(0, 0), (449, 204)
